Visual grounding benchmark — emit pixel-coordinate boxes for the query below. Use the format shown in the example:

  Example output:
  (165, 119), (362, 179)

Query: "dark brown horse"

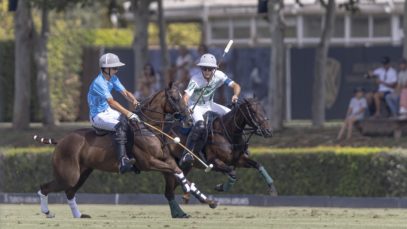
(165, 98), (277, 202)
(35, 83), (217, 219)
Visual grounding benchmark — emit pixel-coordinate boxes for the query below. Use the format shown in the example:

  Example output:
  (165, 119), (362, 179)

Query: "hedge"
(1, 146), (407, 197)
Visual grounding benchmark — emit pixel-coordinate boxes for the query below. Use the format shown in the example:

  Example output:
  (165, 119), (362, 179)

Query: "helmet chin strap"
(102, 68), (113, 78)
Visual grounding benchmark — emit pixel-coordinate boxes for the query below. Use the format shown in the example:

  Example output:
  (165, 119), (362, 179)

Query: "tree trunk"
(404, 0), (407, 59)
(268, 0), (285, 131)
(13, 0), (34, 130)
(34, 2), (55, 127)
(132, 0), (151, 92)
(311, 0), (336, 127)
(157, 0), (170, 87)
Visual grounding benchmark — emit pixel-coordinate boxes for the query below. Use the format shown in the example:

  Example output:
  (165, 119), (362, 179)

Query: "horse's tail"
(33, 135), (58, 145)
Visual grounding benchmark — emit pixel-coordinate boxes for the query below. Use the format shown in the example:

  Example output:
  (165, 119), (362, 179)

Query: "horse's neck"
(140, 92), (165, 127)
(221, 105), (247, 135)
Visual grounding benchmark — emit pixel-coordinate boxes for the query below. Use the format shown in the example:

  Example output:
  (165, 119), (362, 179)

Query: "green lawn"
(1, 204), (406, 229)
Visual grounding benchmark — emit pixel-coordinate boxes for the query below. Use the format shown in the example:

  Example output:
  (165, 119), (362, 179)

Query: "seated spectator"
(365, 56), (397, 118)
(337, 87), (367, 140)
(386, 58), (407, 117)
(398, 59), (407, 119)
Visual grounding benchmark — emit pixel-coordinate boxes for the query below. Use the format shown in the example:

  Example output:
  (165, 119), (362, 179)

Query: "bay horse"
(165, 97), (277, 201)
(35, 83), (217, 219)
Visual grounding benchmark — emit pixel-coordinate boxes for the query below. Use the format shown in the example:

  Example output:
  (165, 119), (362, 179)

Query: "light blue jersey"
(87, 72), (125, 118)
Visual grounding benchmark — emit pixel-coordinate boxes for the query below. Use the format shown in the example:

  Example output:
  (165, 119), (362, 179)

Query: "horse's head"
(238, 98), (273, 137)
(164, 82), (193, 128)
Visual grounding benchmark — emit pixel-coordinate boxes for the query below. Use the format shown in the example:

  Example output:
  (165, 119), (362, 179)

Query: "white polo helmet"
(99, 53), (125, 68)
(197, 53), (217, 68)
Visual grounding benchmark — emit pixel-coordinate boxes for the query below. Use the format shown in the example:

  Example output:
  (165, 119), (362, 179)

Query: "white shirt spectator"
(373, 67), (397, 93)
(348, 97), (367, 120)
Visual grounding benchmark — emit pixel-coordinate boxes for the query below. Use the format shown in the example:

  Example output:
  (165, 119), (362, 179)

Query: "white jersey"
(184, 70), (234, 106)
(373, 67), (397, 92)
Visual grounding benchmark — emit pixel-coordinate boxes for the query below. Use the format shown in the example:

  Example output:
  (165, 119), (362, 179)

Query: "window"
(256, 19), (271, 38)
(233, 19), (251, 39)
(303, 16), (321, 38)
(333, 16), (344, 38)
(351, 16), (368, 38)
(285, 16), (297, 38)
(211, 18), (230, 39)
(373, 16), (391, 37)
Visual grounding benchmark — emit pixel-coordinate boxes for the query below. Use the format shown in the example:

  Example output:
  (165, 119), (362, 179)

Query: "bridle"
(232, 100), (270, 137)
(136, 87), (190, 125)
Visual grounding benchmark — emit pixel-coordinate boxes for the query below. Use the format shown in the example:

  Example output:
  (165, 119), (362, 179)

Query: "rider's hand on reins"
(127, 112), (141, 123)
(232, 95), (239, 103)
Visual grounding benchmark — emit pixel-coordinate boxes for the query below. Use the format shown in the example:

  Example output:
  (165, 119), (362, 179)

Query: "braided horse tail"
(33, 135), (58, 145)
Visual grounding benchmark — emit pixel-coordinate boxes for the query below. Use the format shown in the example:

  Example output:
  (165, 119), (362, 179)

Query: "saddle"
(91, 125), (135, 159)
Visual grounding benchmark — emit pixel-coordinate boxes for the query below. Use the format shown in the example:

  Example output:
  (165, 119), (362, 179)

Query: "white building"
(132, 0), (406, 47)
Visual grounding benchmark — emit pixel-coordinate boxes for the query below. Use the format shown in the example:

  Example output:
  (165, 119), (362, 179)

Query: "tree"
(132, 0), (153, 91)
(157, 0), (170, 80)
(13, 0), (34, 130)
(311, 0), (336, 127)
(268, 0), (285, 131)
(33, 0), (54, 127)
(404, 0), (407, 59)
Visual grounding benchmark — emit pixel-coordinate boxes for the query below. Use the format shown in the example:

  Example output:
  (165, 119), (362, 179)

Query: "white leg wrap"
(190, 183), (207, 201)
(174, 172), (190, 193)
(67, 197), (82, 218)
(37, 190), (56, 218)
(37, 190), (50, 214)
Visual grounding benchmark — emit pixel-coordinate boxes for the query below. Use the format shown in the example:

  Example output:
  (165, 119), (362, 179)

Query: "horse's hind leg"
(237, 156), (278, 196)
(65, 168), (93, 218)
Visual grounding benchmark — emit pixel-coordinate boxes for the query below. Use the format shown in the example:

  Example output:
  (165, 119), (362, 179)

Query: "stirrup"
(178, 153), (194, 169)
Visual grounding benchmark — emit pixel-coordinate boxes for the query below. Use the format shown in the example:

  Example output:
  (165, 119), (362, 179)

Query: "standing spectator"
(337, 87), (367, 140)
(398, 59), (407, 119)
(175, 45), (193, 90)
(365, 56), (398, 117)
(134, 63), (161, 101)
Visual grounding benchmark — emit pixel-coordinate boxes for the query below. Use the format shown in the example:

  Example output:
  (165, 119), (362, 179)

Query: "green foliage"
(0, 1), (14, 40)
(2, 147), (407, 197)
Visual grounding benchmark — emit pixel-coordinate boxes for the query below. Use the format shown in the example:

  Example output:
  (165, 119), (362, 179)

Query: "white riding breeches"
(190, 102), (230, 124)
(90, 107), (121, 131)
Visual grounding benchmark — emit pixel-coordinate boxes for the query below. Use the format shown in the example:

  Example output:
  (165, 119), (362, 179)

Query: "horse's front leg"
(237, 155), (278, 196)
(164, 157), (218, 210)
(163, 173), (190, 218)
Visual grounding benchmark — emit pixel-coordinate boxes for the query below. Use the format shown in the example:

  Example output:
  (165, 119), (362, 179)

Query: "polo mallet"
(191, 39), (234, 112)
(141, 121), (214, 172)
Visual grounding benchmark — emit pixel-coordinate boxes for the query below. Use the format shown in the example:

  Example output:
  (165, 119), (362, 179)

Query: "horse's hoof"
(45, 212), (55, 218)
(270, 184), (278, 196)
(172, 213), (190, 219)
(214, 184), (224, 192)
(80, 214), (91, 218)
(208, 200), (218, 209)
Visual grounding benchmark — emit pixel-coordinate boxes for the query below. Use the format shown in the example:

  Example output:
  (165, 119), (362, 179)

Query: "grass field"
(1, 204), (407, 229)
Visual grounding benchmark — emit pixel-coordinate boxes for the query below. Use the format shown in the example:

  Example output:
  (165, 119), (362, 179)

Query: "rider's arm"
(230, 82), (241, 103)
(107, 98), (132, 118)
(182, 93), (190, 106)
(121, 89), (139, 107)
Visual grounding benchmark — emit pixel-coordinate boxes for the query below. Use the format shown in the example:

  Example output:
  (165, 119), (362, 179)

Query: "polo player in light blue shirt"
(88, 53), (141, 174)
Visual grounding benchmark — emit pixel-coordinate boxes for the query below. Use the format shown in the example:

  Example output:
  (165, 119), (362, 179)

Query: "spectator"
(365, 56), (398, 118)
(398, 58), (407, 119)
(337, 87), (367, 140)
(175, 45), (193, 90)
(133, 63), (161, 103)
(385, 58), (407, 117)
